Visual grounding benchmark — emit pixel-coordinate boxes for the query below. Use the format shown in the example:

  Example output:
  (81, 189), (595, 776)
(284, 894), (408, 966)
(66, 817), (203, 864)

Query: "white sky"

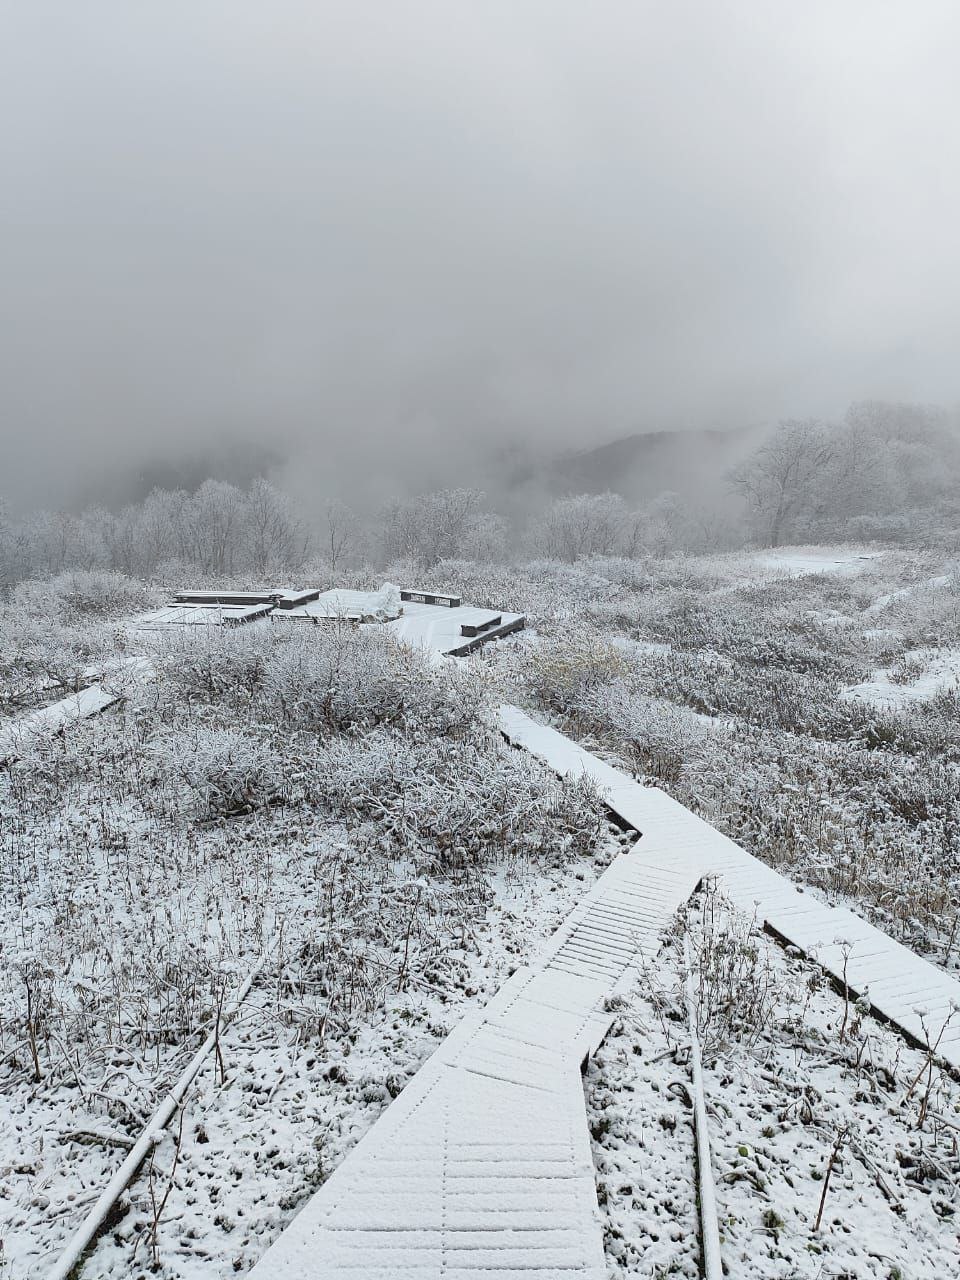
(1, 1), (959, 508)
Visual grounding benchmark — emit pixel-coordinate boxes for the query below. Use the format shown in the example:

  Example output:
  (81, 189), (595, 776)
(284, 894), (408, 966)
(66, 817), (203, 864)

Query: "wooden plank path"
(252, 703), (960, 1274)
(499, 705), (960, 1068)
(0, 684), (120, 764)
(249, 842), (703, 1277)
(0, 658), (151, 765)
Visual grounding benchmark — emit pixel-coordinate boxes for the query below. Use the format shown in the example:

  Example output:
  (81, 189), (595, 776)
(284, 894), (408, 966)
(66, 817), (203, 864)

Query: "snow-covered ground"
(6, 843), (623, 1279)
(700, 545), (887, 594)
(752, 547), (885, 579)
(844, 646), (960, 708)
(0, 633), (623, 1278)
(588, 891), (960, 1279)
(865, 573), (954, 616)
(4, 546), (960, 1278)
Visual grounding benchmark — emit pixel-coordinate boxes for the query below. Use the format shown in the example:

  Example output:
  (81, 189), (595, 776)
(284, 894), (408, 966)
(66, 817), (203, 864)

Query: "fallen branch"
(45, 941), (272, 1280)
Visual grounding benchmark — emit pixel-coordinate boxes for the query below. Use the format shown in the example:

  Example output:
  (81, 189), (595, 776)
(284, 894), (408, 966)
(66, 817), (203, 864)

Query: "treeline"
(731, 401), (960, 547)
(2, 400), (958, 586)
(0, 482), (738, 587)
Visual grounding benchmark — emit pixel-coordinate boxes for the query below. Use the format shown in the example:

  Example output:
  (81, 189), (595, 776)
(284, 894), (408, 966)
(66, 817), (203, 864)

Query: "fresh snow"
(844, 646), (960, 708)
(248, 836), (705, 1278)
(386, 601), (524, 657)
(865, 573), (953, 616)
(498, 705), (960, 1069)
(280, 584), (402, 622)
(753, 548), (884, 579)
(2, 706), (627, 1279)
(588, 902), (960, 1279)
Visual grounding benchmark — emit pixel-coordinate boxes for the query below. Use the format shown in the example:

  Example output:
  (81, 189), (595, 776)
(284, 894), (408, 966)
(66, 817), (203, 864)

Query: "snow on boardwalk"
(499, 705), (960, 1070)
(0, 684), (119, 763)
(250, 702), (959, 1275)
(0, 658), (151, 764)
(250, 837), (702, 1277)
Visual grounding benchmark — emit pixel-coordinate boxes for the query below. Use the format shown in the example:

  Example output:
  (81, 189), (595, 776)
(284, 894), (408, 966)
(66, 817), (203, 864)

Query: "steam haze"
(2, 1), (959, 513)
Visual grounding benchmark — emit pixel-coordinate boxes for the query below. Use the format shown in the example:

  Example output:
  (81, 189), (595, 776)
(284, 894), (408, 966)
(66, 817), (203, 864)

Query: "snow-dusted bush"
(150, 726), (284, 817)
(259, 628), (486, 736)
(0, 610), (107, 710)
(578, 680), (714, 781)
(684, 885), (779, 1061)
(157, 625), (487, 738)
(12, 569), (158, 620)
(576, 555), (653, 590)
(424, 557), (621, 621)
(522, 625), (627, 713)
(309, 728), (605, 869)
(159, 626), (273, 704)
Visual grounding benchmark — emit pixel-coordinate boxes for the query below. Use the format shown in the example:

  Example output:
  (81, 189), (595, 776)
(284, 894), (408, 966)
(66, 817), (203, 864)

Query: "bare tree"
(728, 420), (837, 546)
(379, 488), (490, 568)
(244, 478), (310, 575)
(176, 480), (245, 575)
(322, 498), (360, 570)
(529, 492), (629, 562)
(0, 498), (13, 589)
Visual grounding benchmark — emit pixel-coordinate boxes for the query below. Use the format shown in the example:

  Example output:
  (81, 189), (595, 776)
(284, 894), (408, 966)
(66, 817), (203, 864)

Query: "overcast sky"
(2, 1), (959, 511)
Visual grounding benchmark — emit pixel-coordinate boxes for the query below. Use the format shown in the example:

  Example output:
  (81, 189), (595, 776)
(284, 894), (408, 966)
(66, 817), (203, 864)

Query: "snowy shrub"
(149, 726), (284, 817)
(684, 885), (780, 1061)
(523, 625), (627, 713)
(309, 728), (605, 869)
(57, 570), (158, 618)
(889, 651), (926, 685)
(577, 680), (714, 781)
(576, 555), (653, 590)
(159, 626), (273, 704)
(13, 570), (157, 620)
(158, 625), (486, 738)
(0, 610), (108, 710)
(259, 628), (485, 736)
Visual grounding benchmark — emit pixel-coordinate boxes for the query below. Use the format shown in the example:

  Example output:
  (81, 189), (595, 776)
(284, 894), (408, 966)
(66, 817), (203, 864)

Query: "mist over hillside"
(50, 423), (761, 518)
(540, 427), (762, 501)
(4, 4), (960, 520)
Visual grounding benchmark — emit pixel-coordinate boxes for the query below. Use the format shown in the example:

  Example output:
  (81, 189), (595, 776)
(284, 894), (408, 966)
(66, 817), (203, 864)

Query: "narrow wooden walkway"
(249, 842), (701, 1277)
(0, 684), (119, 764)
(250, 704), (960, 1276)
(499, 705), (960, 1068)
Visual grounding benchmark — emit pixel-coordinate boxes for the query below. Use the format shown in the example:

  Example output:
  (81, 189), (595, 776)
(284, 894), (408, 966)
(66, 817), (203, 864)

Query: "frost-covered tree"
(529, 492), (629, 562)
(729, 420), (838, 546)
(379, 488), (494, 568)
(845, 400), (960, 516)
(0, 498), (14, 589)
(243, 478), (311, 574)
(322, 498), (361, 570)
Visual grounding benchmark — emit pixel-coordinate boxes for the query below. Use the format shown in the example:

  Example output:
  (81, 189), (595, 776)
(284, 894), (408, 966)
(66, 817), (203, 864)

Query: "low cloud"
(2, 2), (959, 513)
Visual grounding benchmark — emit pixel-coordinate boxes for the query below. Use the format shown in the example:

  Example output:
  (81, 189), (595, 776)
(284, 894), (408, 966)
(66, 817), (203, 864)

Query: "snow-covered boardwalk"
(250, 838), (701, 1277)
(251, 703), (960, 1276)
(0, 684), (119, 763)
(499, 705), (960, 1070)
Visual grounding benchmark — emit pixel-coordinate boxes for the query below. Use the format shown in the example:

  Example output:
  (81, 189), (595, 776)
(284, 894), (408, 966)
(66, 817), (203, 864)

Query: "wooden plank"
(401, 588), (462, 607)
(175, 590), (277, 605)
(499, 704), (960, 1073)
(248, 835), (703, 1277)
(459, 611), (503, 637)
(448, 616), (525, 656)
